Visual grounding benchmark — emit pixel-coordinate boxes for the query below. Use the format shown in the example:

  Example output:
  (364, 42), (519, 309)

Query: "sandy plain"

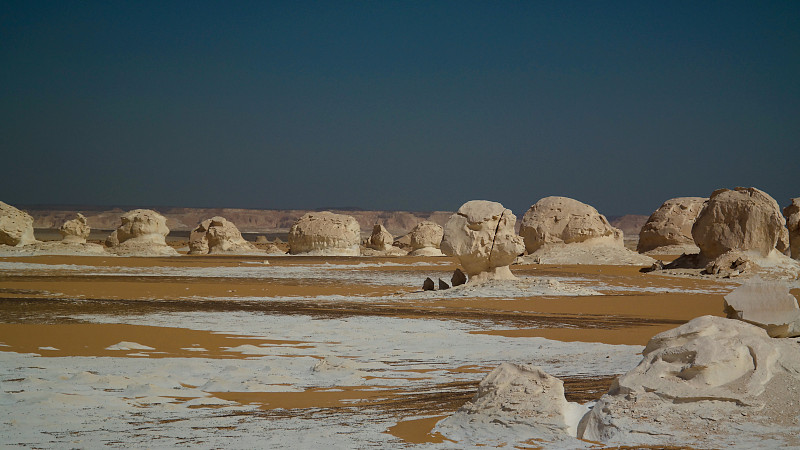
(1, 249), (792, 447)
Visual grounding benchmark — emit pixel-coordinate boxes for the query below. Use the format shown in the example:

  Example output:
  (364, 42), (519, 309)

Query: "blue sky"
(2, 1), (798, 216)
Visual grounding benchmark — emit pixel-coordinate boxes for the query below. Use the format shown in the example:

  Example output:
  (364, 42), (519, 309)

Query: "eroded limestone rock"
(105, 209), (178, 256)
(409, 221), (444, 256)
(59, 213), (90, 244)
(288, 212), (360, 256)
(638, 197), (706, 254)
(724, 279), (800, 337)
(519, 196), (622, 253)
(189, 216), (258, 254)
(578, 316), (800, 447)
(441, 200), (524, 283)
(0, 201), (36, 246)
(436, 363), (588, 444)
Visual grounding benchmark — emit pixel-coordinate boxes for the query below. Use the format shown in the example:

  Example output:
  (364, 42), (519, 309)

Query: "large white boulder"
(288, 211), (360, 256)
(578, 315), (800, 447)
(59, 213), (90, 244)
(105, 209), (178, 256)
(189, 216), (258, 254)
(517, 196), (654, 265)
(723, 279), (800, 338)
(520, 196), (622, 253)
(785, 198), (800, 260)
(436, 363), (588, 444)
(409, 221), (444, 256)
(692, 187), (786, 260)
(0, 201), (36, 246)
(638, 197), (706, 254)
(441, 200), (524, 283)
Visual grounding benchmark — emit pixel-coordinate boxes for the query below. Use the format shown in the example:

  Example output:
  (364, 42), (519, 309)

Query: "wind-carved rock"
(105, 209), (178, 256)
(0, 201), (36, 246)
(441, 200), (524, 283)
(288, 211), (360, 256)
(436, 363), (588, 444)
(409, 221), (444, 256)
(59, 213), (90, 244)
(693, 187), (787, 261)
(637, 197), (706, 254)
(518, 196), (653, 265)
(189, 216), (258, 254)
(364, 224), (405, 255)
(785, 198), (800, 260)
(578, 315), (800, 447)
(723, 279), (800, 338)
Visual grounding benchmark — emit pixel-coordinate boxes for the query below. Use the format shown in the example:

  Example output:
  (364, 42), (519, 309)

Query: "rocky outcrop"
(578, 315), (800, 447)
(189, 216), (259, 255)
(441, 200), (524, 283)
(436, 363), (588, 444)
(59, 213), (90, 244)
(409, 221), (444, 256)
(105, 209), (178, 256)
(723, 279), (800, 338)
(287, 212), (360, 256)
(517, 197), (654, 266)
(785, 198), (800, 260)
(637, 197), (706, 254)
(520, 196), (622, 253)
(0, 201), (36, 246)
(363, 224), (405, 256)
(692, 187), (785, 260)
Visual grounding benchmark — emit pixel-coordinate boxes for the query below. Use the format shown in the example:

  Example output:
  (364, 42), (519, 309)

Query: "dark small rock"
(451, 268), (467, 286)
(639, 260), (664, 273)
(423, 277), (435, 291)
(438, 279), (450, 290)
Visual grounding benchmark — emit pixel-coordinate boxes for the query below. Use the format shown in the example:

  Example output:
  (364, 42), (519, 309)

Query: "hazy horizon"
(2, 1), (798, 217)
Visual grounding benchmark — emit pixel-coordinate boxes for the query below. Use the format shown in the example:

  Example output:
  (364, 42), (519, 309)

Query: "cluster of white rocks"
(189, 216), (261, 255)
(438, 281), (800, 447)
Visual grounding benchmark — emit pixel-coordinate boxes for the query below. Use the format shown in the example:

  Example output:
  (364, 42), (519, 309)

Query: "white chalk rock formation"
(288, 211), (360, 256)
(637, 197), (706, 254)
(189, 216), (258, 255)
(105, 209), (178, 256)
(723, 279), (800, 338)
(693, 187), (786, 260)
(363, 224), (405, 255)
(441, 200), (524, 283)
(59, 213), (90, 244)
(520, 196), (622, 252)
(579, 315), (800, 448)
(409, 221), (444, 256)
(0, 201), (36, 246)
(436, 363), (588, 444)
(785, 198), (800, 260)
(517, 197), (654, 265)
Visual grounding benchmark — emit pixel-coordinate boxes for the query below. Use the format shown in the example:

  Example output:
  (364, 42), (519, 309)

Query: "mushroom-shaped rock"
(441, 200), (524, 283)
(105, 209), (178, 256)
(59, 213), (91, 244)
(288, 211), (360, 256)
(578, 315), (800, 447)
(436, 363), (587, 444)
(0, 201), (36, 246)
(520, 196), (622, 253)
(723, 279), (800, 337)
(189, 216), (258, 254)
(409, 221), (444, 256)
(785, 198), (800, 260)
(692, 187), (786, 260)
(637, 197), (706, 254)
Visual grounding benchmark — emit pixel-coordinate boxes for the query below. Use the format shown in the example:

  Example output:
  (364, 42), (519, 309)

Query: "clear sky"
(2, 1), (798, 216)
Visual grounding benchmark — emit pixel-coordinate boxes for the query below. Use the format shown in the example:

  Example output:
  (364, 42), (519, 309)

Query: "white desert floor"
(0, 253), (795, 448)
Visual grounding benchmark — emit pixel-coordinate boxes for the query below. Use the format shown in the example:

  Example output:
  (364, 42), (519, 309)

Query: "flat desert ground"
(1, 248), (795, 447)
